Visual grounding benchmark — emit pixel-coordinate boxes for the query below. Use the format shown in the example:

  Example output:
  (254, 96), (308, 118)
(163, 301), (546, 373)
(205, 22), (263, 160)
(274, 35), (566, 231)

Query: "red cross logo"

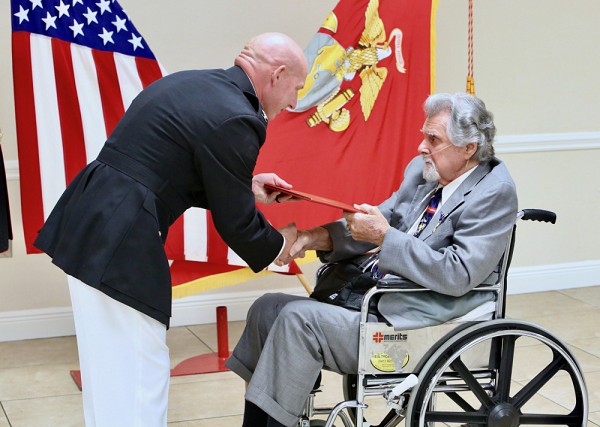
(373, 332), (384, 343)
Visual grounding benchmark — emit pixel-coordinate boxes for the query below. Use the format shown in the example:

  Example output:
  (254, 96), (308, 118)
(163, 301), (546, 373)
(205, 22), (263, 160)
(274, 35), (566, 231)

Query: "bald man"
(34, 32), (308, 426)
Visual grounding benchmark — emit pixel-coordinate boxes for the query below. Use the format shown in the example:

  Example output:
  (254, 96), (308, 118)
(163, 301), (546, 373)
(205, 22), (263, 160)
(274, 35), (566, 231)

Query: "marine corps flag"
(256, 0), (435, 229)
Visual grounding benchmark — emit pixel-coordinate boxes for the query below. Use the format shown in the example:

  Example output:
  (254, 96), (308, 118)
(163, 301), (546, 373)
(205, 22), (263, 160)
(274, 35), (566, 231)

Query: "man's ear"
(271, 65), (286, 84)
(465, 142), (477, 158)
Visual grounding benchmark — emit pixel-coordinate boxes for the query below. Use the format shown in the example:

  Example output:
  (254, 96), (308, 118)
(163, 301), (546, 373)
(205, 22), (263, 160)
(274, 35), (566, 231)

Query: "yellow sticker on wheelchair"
(370, 352), (396, 372)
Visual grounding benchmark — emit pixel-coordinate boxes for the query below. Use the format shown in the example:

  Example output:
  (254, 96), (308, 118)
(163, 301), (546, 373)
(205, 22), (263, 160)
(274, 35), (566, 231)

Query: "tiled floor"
(1, 286), (599, 426)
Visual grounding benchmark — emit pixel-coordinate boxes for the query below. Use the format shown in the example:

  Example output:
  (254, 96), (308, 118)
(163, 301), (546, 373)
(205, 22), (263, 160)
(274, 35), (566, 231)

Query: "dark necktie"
(369, 186), (443, 279)
(414, 186), (443, 238)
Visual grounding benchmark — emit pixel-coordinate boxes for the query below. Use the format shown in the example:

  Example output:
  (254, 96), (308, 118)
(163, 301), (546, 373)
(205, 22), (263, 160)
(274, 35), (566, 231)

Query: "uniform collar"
(224, 66), (268, 123)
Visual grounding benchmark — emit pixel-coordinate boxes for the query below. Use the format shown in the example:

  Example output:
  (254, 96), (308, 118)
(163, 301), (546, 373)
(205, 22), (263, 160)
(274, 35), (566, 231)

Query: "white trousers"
(68, 276), (170, 427)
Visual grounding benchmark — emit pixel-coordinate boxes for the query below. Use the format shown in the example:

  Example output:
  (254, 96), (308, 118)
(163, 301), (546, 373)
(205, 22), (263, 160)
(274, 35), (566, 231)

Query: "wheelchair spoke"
(424, 410), (487, 424)
(519, 412), (584, 425)
(496, 334), (516, 401)
(511, 350), (564, 409)
(445, 391), (477, 412)
(450, 357), (494, 410)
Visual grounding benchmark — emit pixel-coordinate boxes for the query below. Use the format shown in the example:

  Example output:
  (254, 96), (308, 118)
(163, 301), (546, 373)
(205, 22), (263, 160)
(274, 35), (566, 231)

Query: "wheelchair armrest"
(360, 280), (432, 322)
(377, 277), (427, 290)
(361, 280), (502, 322)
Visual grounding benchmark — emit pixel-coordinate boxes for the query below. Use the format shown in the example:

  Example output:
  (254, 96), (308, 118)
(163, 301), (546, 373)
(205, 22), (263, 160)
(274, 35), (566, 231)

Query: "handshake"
(274, 207), (391, 266)
(252, 173), (391, 266)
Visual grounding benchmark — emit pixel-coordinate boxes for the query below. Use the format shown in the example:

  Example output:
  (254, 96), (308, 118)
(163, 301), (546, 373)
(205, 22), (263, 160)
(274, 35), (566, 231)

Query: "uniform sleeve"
(193, 114), (283, 272)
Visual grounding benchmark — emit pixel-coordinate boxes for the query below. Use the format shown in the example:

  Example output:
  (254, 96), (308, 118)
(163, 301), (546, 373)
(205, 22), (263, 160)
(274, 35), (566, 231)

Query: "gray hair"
(424, 93), (496, 162)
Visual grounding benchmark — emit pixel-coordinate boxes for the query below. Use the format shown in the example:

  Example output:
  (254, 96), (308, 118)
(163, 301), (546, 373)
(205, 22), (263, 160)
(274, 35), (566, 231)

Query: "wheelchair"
(299, 209), (589, 427)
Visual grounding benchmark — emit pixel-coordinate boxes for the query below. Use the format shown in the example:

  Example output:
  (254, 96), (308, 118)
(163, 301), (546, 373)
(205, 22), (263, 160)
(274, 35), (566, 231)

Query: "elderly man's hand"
(252, 173), (294, 204)
(343, 204), (390, 246)
(274, 222), (298, 266)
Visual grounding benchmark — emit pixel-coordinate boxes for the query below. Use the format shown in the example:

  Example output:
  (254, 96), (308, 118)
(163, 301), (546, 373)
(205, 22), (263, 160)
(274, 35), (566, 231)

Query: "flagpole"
(296, 273), (313, 295)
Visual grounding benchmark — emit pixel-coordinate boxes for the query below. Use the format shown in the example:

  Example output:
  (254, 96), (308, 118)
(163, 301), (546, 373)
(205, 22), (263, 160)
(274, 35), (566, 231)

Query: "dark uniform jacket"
(34, 66), (284, 326)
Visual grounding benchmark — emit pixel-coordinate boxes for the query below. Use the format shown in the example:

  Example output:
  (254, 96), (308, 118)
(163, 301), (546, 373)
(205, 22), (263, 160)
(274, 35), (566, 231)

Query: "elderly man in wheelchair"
(225, 93), (588, 427)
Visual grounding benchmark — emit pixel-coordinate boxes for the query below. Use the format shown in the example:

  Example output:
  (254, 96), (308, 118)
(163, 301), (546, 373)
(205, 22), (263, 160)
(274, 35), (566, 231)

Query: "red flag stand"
(170, 305), (232, 376)
(70, 306), (233, 390)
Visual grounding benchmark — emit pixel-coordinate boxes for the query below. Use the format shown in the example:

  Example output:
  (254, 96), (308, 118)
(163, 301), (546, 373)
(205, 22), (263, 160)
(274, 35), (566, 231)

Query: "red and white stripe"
(13, 31), (296, 274)
(13, 30), (163, 252)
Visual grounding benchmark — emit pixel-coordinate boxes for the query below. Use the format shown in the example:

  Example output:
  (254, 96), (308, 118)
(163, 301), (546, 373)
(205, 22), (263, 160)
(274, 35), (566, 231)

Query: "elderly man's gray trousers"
(225, 293), (367, 427)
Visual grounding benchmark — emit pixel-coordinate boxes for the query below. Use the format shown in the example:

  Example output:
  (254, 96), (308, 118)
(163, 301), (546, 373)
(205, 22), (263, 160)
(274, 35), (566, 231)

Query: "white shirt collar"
(439, 166), (477, 209)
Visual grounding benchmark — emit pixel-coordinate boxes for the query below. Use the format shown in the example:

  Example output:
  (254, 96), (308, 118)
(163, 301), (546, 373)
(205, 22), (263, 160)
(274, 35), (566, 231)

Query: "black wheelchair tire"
(405, 319), (588, 427)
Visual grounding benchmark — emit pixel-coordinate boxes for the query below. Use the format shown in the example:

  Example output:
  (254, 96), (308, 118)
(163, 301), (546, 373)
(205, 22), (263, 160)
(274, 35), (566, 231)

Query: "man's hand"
(343, 204), (390, 246)
(275, 226), (332, 266)
(275, 222), (298, 266)
(252, 173), (294, 204)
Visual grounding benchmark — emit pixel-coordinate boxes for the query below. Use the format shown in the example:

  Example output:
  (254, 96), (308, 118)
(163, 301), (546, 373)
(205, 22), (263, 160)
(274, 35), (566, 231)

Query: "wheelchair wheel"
(343, 374), (402, 427)
(308, 420), (337, 426)
(342, 374), (358, 421)
(405, 319), (588, 427)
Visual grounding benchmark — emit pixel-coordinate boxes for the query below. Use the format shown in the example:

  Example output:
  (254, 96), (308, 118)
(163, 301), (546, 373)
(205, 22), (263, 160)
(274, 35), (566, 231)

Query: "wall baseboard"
(1, 260), (598, 342)
(506, 260), (600, 294)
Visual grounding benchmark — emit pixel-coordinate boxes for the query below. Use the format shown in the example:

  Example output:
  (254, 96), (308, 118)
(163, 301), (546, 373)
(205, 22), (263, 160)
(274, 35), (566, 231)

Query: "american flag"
(11, 0), (301, 289)
(12, 0), (164, 252)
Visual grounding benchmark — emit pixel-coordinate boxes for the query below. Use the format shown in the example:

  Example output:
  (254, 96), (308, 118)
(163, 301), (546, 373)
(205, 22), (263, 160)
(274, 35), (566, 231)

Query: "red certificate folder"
(264, 183), (364, 213)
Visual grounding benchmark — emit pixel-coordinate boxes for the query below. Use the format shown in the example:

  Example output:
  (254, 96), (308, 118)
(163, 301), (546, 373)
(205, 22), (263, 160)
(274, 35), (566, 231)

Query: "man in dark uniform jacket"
(34, 32), (308, 426)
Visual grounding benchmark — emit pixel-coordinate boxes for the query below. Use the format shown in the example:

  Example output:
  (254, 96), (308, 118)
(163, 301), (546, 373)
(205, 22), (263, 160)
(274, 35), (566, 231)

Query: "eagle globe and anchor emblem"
(292, 0), (406, 132)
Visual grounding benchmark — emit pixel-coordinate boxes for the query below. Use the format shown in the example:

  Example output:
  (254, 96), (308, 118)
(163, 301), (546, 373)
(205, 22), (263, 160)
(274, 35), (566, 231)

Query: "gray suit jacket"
(321, 155), (518, 330)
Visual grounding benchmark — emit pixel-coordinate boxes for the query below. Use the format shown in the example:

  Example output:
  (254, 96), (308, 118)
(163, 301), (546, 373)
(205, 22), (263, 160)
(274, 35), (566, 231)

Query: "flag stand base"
(69, 306), (232, 390)
(170, 305), (232, 376)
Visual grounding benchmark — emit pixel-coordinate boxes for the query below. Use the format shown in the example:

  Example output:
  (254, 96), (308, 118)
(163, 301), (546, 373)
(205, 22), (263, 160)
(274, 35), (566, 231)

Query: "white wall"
(1, 0), (599, 341)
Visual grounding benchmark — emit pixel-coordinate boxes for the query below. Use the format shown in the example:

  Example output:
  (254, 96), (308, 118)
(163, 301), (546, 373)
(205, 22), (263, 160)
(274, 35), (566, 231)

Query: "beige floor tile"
(168, 415), (243, 426)
(572, 333), (600, 355)
(168, 327), (215, 369)
(510, 342), (560, 383)
(561, 286), (600, 309)
(0, 408), (9, 427)
(0, 363), (81, 400)
(509, 341), (600, 384)
(2, 286), (599, 426)
(506, 291), (597, 319)
(0, 336), (79, 369)
(311, 370), (345, 406)
(566, 345), (600, 377)
(167, 326), (212, 355)
(515, 368), (599, 414)
(513, 309), (600, 342)
(186, 320), (246, 353)
(584, 371), (600, 413)
(2, 394), (84, 426)
(569, 336), (600, 372)
(167, 376), (245, 422)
